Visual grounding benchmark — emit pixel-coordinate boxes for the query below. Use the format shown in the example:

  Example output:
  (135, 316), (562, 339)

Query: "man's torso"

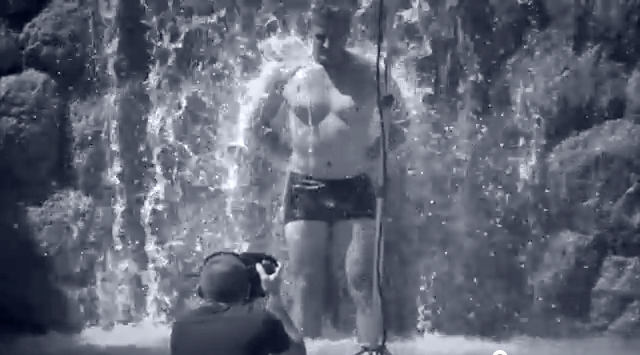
(280, 53), (379, 179)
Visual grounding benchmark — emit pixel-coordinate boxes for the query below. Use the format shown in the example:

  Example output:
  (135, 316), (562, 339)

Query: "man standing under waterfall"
(250, 1), (409, 349)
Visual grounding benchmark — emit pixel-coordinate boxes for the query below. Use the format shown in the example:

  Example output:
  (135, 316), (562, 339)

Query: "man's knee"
(346, 253), (374, 296)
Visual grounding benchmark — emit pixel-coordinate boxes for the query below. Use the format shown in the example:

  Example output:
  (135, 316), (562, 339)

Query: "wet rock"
(541, 0), (640, 61)
(20, 0), (90, 88)
(547, 119), (640, 232)
(607, 301), (640, 337)
(582, 0), (640, 64)
(175, 26), (221, 75)
(69, 97), (109, 198)
(0, 24), (20, 76)
(0, 69), (64, 187)
(181, 0), (217, 16)
(0, 192), (83, 336)
(626, 68), (640, 122)
(508, 31), (628, 146)
(26, 189), (97, 290)
(590, 256), (640, 332)
(593, 256), (640, 298)
(24, 188), (105, 325)
(607, 180), (640, 255)
(590, 293), (632, 330)
(0, 0), (46, 16)
(0, 0), (48, 30)
(530, 230), (606, 319)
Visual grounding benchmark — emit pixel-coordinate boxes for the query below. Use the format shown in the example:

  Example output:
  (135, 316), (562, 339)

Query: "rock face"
(0, 0), (49, 30)
(547, 119), (640, 232)
(26, 189), (105, 325)
(0, 191), (82, 335)
(509, 32), (628, 147)
(20, 0), (90, 88)
(531, 230), (606, 319)
(0, 25), (20, 76)
(627, 68), (640, 122)
(593, 256), (640, 297)
(532, 119), (640, 335)
(591, 256), (640, 336)
(0, 70), (64, 188)
(0, 0), (47, 17)
(68, 98), (109, 197)
(27, 190), (97, 289)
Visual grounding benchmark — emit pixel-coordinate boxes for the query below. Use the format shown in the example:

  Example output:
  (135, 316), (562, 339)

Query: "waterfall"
(76, 0), (466, 335)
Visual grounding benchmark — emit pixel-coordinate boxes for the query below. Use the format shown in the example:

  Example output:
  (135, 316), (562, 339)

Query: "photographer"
(170, 252), (306, 355)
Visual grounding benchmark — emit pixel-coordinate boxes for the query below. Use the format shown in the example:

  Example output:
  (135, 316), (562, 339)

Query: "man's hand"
(256, 262), (282, 296)
(259, 262), (306, 352)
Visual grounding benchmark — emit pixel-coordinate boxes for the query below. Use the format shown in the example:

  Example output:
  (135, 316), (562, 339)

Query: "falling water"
(68, 0), (553, 334)
(131, 5), (317, 322)
(91, 0), (463, 330)
(71, 0), (432, 326)
(4, 1), (640, 355)
(92, 0), (137, 326)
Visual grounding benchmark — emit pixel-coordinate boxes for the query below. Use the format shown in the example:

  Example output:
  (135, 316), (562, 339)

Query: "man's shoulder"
(172, 305), (214, 324)
(172, 304), (271, 327)
(261, 63), (303, 96)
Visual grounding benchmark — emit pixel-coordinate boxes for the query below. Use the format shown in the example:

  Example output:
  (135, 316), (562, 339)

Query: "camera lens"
(262, 260), (277, 275)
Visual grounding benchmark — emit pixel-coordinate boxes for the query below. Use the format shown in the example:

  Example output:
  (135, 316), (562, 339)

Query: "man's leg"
(284, 220), (330, 338)
(326, 222), (356, 335)
(335, 218), (382, 346)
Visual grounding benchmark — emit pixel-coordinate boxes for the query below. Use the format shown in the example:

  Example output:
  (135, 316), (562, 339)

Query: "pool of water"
(2, 322), (639, 355)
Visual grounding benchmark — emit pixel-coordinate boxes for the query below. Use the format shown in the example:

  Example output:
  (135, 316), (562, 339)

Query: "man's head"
(197, 253), (251, 304)
(310, 2), (354, 66)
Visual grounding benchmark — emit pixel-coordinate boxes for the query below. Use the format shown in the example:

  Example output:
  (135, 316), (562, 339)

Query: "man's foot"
(354, 344), (392, 355)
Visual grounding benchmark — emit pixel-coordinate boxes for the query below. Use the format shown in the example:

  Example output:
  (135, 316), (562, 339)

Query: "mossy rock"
(546, 119), (640, 229)
(20, 0), (91, 88)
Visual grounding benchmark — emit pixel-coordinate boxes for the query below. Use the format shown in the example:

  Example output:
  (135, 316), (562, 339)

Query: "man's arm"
(255, 263), (306, 355)
(249, 72), (292, 161)
(367, 76), (410, 159)
(264, 295), (306, 355)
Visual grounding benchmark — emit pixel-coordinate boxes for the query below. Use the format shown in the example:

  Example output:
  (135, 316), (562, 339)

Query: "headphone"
(196, 251), (252, 303)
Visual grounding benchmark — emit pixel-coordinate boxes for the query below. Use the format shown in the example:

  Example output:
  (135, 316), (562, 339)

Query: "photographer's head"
(197, 253), (251, 304)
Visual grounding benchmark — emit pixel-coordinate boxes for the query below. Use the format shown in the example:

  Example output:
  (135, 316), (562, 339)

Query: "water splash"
(7, 325), (640, 355)
(131, 11), (318, 322)
(87, 0), (433, 325)
(81, 0), (517, 331)
(92, 0), (141, 326)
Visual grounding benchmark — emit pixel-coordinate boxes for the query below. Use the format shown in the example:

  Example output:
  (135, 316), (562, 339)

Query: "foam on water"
(3, 323), (640, 355)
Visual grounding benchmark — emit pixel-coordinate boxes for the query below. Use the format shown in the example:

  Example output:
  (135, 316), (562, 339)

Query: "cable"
(372, 0), (391, 353)
(355, 2), (390, 351)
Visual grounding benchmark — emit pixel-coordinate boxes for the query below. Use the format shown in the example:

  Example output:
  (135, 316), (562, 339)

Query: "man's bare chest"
(282, 64), (376, 127)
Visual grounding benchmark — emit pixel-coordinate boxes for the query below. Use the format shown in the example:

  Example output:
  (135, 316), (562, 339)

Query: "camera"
(236, 252), (279, 299)
(199, 251), (279, 301)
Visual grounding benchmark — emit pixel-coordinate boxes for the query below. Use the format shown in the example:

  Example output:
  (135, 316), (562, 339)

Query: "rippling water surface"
(3, 323), (639, 355)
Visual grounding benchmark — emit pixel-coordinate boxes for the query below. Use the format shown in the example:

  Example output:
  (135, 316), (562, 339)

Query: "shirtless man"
(250, 3), (409, 347)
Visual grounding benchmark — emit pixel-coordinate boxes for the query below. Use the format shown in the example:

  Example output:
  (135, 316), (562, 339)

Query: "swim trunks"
(283, 171), (377, 224)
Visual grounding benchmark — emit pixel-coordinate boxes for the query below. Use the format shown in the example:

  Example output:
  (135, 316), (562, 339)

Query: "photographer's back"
(170, 303), (291, 355)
